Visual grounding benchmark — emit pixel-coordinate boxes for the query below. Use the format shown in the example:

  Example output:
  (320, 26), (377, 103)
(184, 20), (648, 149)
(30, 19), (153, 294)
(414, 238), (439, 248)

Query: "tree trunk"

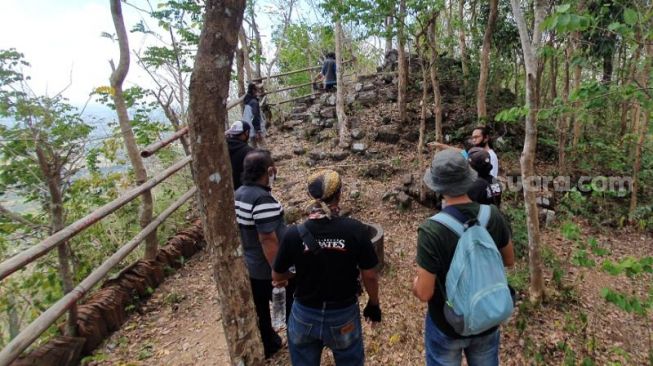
(249, 13), (262, 79)
(168, 29), (186, 124)
(510, 0), (545, 303)
(385, 14), (394, 53)
(33, 143), (77, 336)
(558, 45), (570, 174)
(335, 20), (349, 147)
(429, 21), (444, 143)
(476, 0), (498, 120)
(110, 0), (157, 260)
(458, 0), (469, 91)
(620, 43), (643, 136)
(188, 0), (264, 364)
(237, 47), (246, 99)
(571, 0), (586, 148)
(629, 44), (652, 217)
(548, 33), (557, 106)
(397, 0), (408, 124)
(239, 27), (254, 82)
(446, 0), (455, 55)
(419, 57), (429, 202)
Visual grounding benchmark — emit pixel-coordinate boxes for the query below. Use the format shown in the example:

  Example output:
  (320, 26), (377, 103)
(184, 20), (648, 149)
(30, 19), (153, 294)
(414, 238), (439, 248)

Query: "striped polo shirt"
(234, 183), (286, 280)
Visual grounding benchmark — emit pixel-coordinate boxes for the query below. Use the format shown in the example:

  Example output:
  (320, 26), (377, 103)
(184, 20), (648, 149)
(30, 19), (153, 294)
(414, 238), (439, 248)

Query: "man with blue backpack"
(413, 149), (515, 366)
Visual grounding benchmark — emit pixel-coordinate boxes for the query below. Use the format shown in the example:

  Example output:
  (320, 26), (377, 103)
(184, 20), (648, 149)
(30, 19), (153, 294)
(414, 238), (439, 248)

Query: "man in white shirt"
(471, 126), (499, 178)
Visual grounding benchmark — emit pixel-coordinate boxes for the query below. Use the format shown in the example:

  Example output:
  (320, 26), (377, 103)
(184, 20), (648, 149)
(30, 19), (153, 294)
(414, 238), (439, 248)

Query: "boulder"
(364, 163), (385, 178)
(375, 125), (400, 144)
(330, 150), (350, 161)
(357, 90), (377, 105)
(351, 129), (365, 140)
(323, 118), (336, 128)
(351, 143), (367, 154)
(282, 119), (303, 131)
(320, 107), (336, 118)
(308, 150), (328, 161)
(318, 130), (334, 142)
(293, 147), (307, 156)
(403, 131), (420, 142)
(385, 88), (398, 101)
(362, 82), (376, 91)
(397, 191), (412, 209)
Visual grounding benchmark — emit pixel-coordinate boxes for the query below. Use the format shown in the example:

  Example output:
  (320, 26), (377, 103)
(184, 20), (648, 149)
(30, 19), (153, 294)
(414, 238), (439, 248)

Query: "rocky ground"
(89, 84), (652, 365)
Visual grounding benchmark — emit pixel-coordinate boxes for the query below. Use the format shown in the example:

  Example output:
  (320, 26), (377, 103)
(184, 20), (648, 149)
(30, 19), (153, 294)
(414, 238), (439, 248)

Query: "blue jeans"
(288, 301), (364, 366)
(425, 313), (499, 366)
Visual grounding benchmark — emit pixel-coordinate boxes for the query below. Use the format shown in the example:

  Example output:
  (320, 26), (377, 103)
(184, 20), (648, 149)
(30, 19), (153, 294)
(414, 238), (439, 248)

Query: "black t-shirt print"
(274, 216), (378, 306)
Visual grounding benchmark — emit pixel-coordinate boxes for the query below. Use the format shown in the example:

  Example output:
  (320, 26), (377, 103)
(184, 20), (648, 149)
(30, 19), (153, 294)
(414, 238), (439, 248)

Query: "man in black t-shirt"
(273, 169), (381, 366)
(225, 120), (253, 190)
(413, 149), (514, 366)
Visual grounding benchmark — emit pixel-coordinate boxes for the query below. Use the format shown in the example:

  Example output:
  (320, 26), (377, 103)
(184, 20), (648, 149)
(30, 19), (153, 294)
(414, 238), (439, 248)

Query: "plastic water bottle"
(272, 287), (286, 330)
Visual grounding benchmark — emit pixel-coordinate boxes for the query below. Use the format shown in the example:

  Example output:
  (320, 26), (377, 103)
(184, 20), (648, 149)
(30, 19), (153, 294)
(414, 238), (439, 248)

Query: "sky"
(0, 0), (164, 108)
(0, 0), (318, 111)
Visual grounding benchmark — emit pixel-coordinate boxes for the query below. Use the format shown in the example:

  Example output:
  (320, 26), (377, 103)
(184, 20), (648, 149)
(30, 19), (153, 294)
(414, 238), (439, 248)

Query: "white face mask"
(268, 173), (276, 187)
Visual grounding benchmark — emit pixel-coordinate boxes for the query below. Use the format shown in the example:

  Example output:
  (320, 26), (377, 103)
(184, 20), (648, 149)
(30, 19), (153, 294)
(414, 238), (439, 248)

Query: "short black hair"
(326, 52), (335, 59)
(247, 83), (258, 95)
(473, 125), (493, 148)
(242, 149), (273, 185)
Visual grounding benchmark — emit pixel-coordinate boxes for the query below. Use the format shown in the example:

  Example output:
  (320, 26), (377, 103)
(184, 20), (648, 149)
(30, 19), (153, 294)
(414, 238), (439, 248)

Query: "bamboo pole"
(265, 81), (314, 95)
(141, 127), (189, 158)
(0, 156), (192, 281)
(0, 187), (196, 366)
(251, 60), (354, 82)
(270, 93), (319, 106)
(139, 96), (243, 158)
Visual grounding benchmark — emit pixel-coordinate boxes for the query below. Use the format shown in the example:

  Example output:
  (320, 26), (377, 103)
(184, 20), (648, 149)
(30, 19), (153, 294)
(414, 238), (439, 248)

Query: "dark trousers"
(249, 278), (295, 356)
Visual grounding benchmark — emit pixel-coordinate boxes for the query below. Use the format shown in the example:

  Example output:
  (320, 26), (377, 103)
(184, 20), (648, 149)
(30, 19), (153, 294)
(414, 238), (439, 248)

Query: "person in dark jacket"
(242, 83), (266, 147)
(466, 147), (502, 207)
(226, 120), (253, 190)
(313, 52), (337, 91)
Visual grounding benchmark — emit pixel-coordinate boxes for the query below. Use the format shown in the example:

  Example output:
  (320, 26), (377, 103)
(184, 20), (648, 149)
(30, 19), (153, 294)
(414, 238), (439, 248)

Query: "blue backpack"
(430, 204), (513, 336)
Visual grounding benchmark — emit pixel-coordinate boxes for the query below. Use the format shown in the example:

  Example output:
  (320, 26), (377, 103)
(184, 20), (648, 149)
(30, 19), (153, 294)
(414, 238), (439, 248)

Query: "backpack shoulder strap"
(430, 212), (465, 237)
(477, 204), (491, 228)
(297, 223), (321, 254)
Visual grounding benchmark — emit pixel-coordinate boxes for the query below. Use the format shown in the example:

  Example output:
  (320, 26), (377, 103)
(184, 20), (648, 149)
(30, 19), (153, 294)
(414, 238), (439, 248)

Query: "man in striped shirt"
(235, 149), (292, 358)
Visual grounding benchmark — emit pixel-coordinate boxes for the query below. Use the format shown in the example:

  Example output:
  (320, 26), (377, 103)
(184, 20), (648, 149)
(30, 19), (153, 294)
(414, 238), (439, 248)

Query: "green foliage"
(560, 221), (582, 242)
(571, 249), (596, 268)
(602, 256), (653, 277)
(503, 205), (528, 258)
(495, 106), (528, 123)
(588, 237), (610, 256)
(600, 288), (652, 316)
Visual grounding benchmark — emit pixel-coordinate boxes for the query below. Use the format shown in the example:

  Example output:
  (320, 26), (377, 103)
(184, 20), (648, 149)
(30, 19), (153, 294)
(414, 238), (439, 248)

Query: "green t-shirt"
(416, 202), (512, 338)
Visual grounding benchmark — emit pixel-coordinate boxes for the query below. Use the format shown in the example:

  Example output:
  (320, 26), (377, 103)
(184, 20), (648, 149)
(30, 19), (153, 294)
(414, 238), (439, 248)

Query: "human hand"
(272, 279), (288, 288)
(363, 300), (381, 323)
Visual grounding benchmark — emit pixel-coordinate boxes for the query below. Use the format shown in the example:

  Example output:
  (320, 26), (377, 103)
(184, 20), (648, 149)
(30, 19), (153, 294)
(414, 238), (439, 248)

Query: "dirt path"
(89, 99), (653, 365)
(91, 249), (229, 365)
